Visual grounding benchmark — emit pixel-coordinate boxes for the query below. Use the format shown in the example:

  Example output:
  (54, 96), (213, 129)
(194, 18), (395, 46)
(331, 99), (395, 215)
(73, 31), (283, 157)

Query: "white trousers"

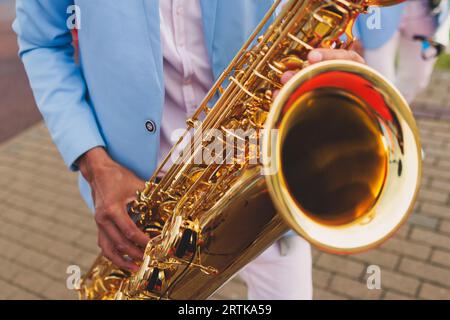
(364, 0), (437, 103)
(238, 235), (313, 300)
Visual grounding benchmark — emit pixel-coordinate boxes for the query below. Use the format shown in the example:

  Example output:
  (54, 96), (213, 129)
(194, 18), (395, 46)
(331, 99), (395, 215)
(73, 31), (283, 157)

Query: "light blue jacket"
(13, 0), (274, 210)
(355, 1), (449, 50)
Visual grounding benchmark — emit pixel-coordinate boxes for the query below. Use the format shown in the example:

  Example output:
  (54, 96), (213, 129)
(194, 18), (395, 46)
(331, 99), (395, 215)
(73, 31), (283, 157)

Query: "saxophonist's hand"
(279, 48), (365, 88)
(78, 147), (150, 272)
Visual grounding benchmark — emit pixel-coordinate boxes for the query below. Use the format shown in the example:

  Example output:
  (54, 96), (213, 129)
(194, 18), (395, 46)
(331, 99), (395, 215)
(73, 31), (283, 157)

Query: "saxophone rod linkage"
(144, 0), (284, 191)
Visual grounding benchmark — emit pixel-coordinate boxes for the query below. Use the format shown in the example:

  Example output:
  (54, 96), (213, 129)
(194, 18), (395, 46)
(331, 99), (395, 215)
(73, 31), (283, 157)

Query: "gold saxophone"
(78, 0), (422, 300)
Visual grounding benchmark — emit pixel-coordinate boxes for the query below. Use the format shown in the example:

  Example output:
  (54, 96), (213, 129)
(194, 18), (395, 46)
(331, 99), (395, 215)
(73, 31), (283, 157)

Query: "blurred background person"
(354, 0), (449, 103)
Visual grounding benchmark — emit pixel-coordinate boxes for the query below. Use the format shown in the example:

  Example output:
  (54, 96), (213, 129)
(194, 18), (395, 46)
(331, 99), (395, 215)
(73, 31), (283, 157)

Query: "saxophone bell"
(264, 60), (421, 254)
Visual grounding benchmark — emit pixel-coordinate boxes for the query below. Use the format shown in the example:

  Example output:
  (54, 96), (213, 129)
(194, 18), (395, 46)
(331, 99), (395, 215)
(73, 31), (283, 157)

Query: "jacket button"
(145, 120), (156, 133)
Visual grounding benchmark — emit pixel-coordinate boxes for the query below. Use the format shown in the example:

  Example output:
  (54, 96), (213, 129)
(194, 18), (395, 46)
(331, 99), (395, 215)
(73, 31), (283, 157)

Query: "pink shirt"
(158, 0), (214, 172)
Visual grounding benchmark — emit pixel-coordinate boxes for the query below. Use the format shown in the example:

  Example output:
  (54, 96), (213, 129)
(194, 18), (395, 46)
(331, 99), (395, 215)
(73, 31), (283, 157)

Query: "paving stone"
(316, 254), (365, 279)
(380, 237), (431, 261)
(351, 249), (399, 270)
(394, 224), (411, 239)
(11, 266), (52, 295)
(0, 279), (21, 299)
(430, 249), (450, 268)
(376, 269), (420, 296)
(419, 283), (450, 300)
(75, 251), (100, 272)
(417, 189), (448, 204)
(8, 290), (42, 300)
(41, 279), (78, 300)
(329, 276), (382, 300)
(313, 288), (348, 300)
(431, 179), (450, 192)
(410, 227), (450, 251)
(312, 268), (332, 289)
(408, 213), (440, 230)
(420, 203), (450, 220)
(440, 220), (450, 234)
(399, 258), (450, 287)
(383, 291), (414, 300)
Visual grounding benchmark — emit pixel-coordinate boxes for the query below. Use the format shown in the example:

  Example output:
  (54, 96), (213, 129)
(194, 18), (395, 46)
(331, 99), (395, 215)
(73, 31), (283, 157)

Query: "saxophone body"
(78, 0), (421, 300)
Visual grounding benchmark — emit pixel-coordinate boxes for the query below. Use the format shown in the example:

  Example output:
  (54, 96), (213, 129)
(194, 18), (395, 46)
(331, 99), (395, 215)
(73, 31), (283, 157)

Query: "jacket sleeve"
(13, 0), (105, 171)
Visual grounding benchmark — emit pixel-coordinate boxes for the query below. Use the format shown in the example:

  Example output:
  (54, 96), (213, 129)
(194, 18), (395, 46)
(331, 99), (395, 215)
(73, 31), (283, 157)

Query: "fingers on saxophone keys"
(112, 207), (150, 247)
(281, 70), (297, 85)
(273, 70), (297, 99)
(308, 49), (366, 64)
(103, 221), (145, 261)
(98, 229), (140, 272)
(273, 48), (365, 100)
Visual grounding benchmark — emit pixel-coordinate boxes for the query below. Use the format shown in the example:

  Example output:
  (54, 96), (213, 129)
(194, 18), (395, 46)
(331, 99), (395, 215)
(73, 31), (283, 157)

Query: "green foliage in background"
(436, 53), (450, 70)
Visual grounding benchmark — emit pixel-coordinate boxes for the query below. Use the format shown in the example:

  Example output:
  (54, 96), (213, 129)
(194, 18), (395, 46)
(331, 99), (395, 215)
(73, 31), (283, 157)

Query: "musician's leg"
(363, 31), (399, 84)
(395, 39), (436, 103)
(239, 235), (313, 300)
(395, 2), (437, 104)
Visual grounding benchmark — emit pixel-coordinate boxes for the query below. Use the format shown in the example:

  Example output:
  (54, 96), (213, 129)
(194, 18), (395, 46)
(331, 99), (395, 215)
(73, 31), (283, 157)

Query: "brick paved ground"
(1, 0), (450, 300)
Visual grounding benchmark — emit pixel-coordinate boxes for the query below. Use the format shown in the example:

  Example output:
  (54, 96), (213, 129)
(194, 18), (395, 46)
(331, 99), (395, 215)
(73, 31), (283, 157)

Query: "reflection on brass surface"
(281, 91), (387, 226)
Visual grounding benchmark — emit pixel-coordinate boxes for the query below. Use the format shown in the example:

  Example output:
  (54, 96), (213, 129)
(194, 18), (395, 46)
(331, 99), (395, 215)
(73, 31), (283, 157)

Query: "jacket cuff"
(51, 115), (106, 172)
